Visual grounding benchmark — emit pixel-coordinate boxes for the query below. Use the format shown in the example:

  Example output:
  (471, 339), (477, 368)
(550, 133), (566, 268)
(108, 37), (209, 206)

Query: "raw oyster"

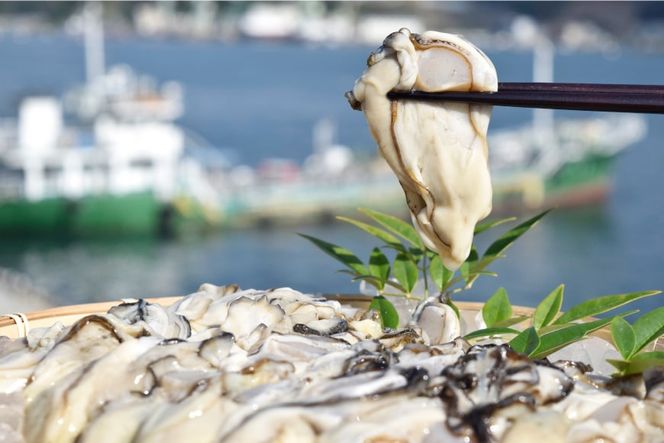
(108, 299), (191, 339)
(347, 28), (497, 269)
(24, 337), (160, 442)
(413, 299), (461, 345)
(293, 318), (348, 336)
(434, 344), (574, 441)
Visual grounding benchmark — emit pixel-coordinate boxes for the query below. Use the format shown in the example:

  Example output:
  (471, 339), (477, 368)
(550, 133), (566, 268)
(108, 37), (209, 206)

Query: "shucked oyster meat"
(347, 28), (497, 269)
(1, 283), (663, 443)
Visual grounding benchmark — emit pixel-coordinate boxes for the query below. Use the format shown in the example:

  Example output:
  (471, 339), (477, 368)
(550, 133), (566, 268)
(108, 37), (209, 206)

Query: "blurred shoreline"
(2, 1), (664, 53)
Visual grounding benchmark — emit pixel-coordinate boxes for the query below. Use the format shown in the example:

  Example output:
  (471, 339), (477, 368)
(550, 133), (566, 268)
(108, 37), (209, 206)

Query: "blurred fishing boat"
(491, 35), (646, 212)
(0, 3), (220, 237)
(215, 111), (644, 228)
(218, 120), (405, 228)
(491, 114), (645, 212)
(217, 34), (646, 227)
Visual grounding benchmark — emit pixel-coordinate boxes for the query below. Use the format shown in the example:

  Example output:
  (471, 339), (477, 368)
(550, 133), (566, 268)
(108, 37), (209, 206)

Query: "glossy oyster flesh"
(347, 28), (498, 269)
(0, 284), (662, 443)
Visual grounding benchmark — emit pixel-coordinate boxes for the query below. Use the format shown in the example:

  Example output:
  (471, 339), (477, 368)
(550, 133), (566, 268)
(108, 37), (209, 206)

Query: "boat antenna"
(84, 2), (105, 86)
(532, 34), (555, 148)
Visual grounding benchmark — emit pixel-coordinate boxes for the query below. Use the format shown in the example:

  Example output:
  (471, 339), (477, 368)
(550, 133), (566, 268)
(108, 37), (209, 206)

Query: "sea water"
(0, 35), (663, 314)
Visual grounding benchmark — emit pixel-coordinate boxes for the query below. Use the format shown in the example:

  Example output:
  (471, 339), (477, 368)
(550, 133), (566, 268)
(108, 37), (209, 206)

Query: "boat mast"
(532, 36), (555, 147)
(84, 2), (105, 85)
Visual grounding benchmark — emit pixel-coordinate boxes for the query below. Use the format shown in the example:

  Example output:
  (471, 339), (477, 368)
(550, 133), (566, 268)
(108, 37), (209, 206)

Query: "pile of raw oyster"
(0, 284), (662, 443)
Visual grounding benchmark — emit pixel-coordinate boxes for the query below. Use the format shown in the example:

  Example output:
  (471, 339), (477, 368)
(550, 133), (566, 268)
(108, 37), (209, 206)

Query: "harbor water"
(1, 35), (663, 314)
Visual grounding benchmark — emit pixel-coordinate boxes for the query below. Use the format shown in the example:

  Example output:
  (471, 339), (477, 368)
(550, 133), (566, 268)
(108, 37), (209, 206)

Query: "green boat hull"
(0, 192), (217, 237)
(492, 154), (616, 211)
(0, 198), (74, 235)
(73, 192), (162, 236)
(0, 154), (618, 235)
(219, 153), (621, 226)
(545, 154), (613, 197)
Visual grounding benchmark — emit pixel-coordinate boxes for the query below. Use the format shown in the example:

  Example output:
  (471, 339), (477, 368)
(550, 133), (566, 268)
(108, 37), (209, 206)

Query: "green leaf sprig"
(607, 306), (664, 375)
(300, 208), (663, 376)
(300, 209), (548, 330)
(369, 295), (399, 329)
(300, 209), (544, 321)
(467, 284), (662, 367)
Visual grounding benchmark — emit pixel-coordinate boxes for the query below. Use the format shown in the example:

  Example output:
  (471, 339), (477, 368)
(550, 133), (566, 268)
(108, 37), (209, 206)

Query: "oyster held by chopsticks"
(347, 28), (498, 269)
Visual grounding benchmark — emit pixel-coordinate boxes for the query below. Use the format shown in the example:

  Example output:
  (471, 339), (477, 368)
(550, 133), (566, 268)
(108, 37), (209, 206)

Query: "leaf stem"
(382, 291), (423, 300)
(422, 253), (429, 298)
(441, 290), (450, 304)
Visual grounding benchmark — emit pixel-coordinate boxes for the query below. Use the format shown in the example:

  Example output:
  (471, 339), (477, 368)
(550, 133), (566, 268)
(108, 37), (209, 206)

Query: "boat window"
(44, 166), (62, 177)
(130, 159), (153, 169)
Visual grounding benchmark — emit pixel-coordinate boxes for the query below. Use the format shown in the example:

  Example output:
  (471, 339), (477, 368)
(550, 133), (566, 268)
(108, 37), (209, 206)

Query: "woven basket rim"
(0, 295), (629, 349)
(0, 295), (537, 340)
(0, 295), (540, 324)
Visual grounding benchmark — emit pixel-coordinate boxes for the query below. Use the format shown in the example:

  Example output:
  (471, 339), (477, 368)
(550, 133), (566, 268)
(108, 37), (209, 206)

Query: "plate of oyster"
(1, 29), (663, 443)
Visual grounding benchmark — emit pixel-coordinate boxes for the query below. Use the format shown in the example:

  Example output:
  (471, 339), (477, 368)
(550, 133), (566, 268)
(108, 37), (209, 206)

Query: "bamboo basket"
(0, 297), (180, 339)
(0, 295), (556, 340)
(3, 295), (657, 355)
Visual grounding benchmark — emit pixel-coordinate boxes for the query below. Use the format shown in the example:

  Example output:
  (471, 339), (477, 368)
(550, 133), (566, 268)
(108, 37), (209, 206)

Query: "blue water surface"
(0, 35), (662, 315)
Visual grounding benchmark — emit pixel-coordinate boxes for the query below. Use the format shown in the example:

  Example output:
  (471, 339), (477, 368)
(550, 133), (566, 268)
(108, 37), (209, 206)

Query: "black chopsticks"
(387, 82), (664, 114)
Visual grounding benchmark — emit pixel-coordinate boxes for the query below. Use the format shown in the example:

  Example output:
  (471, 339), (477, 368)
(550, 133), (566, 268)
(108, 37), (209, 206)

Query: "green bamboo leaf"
(299, 234), (367, 275)
(632, 350), (664, 361)
(473, 255), (504, 268)
(533, 285), (564, 330)
(467, 247), (479, 264)
(631, 306), (664, 355)
(553, 290), (661, 325)
(452, 254), (505, 291)
(474, 217), (517, 235)
(464, 274), (496, 290)
(540, 309), (639, 335)
(509, 327), (540, 355)
(611, 316), (636, 360)
(384, 279), (408, 293)
(538, 323), (578, 335)
(474, 271), (499, 277)
(460, 248), (479, 283)
(493, 315), (530, 328)
(337, 269), (356, 275)
(351, 274), (383, 288)
(606, 358), (629, 372)
(445, 298), (461, 319)
(464, 327), (520, 341)
(429, 254), (453, 291)
(358, 208), (422, 247)
(466, 255), (504, 276)
(608, 352), (664, 376)
(482, 288), (512, 327)
(369, 295), (399, 329)
(484, 210), (550, 257)
(530, 317), (614, 359)
(336, 216), (404, 250)
(368, 248), (390, 290)
(606, 356), (664, 377)
(459, 264), (470, 283)
(392, 252), (418, 293)
(409, 247), (424, 264)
